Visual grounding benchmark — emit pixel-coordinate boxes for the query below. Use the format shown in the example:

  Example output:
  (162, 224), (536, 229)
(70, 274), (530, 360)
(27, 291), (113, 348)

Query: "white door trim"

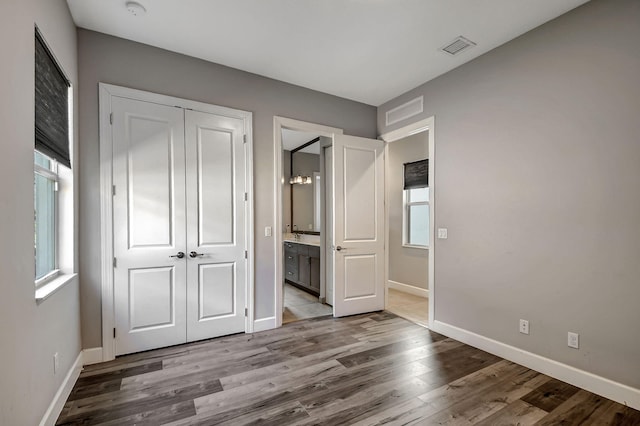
(379, 117), (435, 328)
(273, 116), (343, 328)
(99, 83), (254, 361)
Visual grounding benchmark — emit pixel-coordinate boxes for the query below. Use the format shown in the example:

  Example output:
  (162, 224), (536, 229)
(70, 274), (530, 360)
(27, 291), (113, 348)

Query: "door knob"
(170, 251), (185, 259)
(335, 246), (345, 251)
(189, 251), (204, 258)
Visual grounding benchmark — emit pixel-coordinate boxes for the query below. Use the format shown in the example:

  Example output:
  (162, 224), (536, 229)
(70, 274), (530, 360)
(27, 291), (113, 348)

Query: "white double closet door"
(112, 96), (247, 356)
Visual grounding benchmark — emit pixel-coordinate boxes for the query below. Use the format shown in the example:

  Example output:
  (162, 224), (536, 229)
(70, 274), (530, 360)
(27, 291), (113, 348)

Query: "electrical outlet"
(568, 332), (579, 349)
(308, 224), (313, 230)
(53, 352), (59, 374)
(519, 319), (529, 335)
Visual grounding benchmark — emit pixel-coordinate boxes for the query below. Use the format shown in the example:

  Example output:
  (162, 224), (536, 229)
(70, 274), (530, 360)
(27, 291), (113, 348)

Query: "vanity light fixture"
(289, 175), (312, 185)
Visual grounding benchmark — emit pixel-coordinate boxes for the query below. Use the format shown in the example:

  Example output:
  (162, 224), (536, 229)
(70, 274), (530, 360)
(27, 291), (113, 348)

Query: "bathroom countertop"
(283, 234), (321, 247)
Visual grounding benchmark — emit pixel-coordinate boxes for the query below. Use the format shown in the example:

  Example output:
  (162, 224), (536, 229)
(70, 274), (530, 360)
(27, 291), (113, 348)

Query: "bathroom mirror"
(290, 142), (320, 232)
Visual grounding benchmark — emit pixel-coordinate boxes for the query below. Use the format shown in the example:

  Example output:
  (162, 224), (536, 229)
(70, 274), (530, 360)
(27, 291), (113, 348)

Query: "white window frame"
(34, 152), (60, 286)
(34, 86), (76, 302)
(403, 187), (429, 249)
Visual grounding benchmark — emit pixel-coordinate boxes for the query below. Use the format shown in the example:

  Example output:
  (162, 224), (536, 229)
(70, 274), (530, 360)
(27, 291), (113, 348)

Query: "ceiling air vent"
(440, 36), (476, 55)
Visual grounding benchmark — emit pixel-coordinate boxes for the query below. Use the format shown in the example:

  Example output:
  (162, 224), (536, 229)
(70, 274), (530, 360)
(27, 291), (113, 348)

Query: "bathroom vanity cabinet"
(284, 241), (320, 295)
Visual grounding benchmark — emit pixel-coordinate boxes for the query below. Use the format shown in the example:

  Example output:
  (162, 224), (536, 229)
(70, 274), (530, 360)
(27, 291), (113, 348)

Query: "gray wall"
(291, 151), (320, 232)
(0, 0), (81, 424)
(378, 0), (640, 389)
(78, 29), (377, 348)
(388, 132), (428, 289)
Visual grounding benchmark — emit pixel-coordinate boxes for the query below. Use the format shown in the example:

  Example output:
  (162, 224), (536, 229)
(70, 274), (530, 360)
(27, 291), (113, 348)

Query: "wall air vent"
(440, 36), (476, 55)
(385, 96), (424, 127)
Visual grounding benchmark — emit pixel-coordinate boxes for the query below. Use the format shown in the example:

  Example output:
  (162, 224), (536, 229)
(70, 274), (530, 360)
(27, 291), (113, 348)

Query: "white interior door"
(332, 135), (385, 317)
(185, 110), (247, 341)
(112, 95), (248, 356)
(112, 96), (187, 355)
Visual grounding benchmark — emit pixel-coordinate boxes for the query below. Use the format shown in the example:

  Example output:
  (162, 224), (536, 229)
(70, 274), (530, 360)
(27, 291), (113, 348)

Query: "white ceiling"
(67, 0), (589, 106)
(282, 129), (320, 154)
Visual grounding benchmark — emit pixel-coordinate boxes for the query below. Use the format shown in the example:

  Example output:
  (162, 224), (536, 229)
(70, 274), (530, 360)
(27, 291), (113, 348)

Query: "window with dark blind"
(35, 28), (71, 168)
(403, 159), (429, 247)
(403, 159), (428, 190)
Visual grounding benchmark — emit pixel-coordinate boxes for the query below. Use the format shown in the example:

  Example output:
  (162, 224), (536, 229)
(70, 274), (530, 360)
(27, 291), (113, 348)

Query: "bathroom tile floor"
(283, 283), (332, 324)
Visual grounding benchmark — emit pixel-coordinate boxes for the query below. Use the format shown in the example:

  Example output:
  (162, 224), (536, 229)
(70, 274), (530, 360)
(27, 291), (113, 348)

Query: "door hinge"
(244, 308), (248, 317)
(244, 192), (248, 201)
(244, 250), (248, 259)
(54, 181), (59, 192)
(243, 134), (247, 144)
(110, 112), (113, 125)
(112, 185), (116, 196)
(113, 328), (116, 338)
(113, 257), (117, 268)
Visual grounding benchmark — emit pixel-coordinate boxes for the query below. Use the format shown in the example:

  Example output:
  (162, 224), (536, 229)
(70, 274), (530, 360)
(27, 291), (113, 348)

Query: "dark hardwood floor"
(56, 312), (640, 425)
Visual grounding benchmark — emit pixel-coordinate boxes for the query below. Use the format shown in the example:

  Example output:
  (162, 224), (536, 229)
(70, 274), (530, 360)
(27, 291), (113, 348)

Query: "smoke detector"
(126, 1), (147, 16)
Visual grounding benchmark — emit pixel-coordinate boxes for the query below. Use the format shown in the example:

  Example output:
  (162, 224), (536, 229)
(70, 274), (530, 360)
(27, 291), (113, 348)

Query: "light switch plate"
(437, 228), (448, 239)
(264, 226), (272, 237)
(568, 332), (579, 349)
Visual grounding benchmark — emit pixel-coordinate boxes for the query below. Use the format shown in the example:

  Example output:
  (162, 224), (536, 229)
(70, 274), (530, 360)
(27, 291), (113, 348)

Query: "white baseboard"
(388, 280), (428, 298)
(82, 347), (104, 365)
(253, 316), (277, 332)
(431, 320), (640, 411)
(39, 351), (82, 426)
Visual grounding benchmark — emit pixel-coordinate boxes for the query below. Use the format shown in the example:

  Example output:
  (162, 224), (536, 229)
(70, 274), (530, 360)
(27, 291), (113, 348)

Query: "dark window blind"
(403, 159), (428, 189)
(35, 29), (71, 168)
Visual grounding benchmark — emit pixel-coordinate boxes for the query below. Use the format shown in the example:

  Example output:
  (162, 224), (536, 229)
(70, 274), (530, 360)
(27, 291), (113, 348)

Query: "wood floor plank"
(56, 312), (640, 426)
(300, 377), (430, 425)
(536, 390), (627, 426)
(88, 400), (196, 426)
(73, 360), (163, 387)
(473, 399), (547, 426)
(336, 333), (447, 368)
(520, 377), (581, 412)
(217, 401), (310, 426)
(418, 368), (549, 425)
(219, 341), (367, 390)
(348, 397), (429, 426)
(171, 361), (346, 425)
(416, 360), (531, 414)
(57, 379), (222, 425)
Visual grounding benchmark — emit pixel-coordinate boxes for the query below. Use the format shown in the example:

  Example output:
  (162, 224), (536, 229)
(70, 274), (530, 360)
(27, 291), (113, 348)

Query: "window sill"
(35, 273), (77, 304)
(402, 244), (429, 250)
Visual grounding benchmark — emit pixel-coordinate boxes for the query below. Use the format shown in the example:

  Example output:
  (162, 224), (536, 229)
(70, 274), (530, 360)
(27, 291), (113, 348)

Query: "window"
(403, 159), (429, 248)
(34, 151), (58, 281)
(34, 27), (72, 287)
(404, 187), (429, 247)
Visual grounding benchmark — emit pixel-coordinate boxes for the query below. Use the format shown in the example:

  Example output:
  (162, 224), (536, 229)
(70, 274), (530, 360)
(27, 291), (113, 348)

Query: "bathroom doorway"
(282, 130), (331, 323)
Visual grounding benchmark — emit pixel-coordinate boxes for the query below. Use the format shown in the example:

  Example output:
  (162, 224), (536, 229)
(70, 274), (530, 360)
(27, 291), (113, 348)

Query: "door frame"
(379, 117), (436, 328)
(273, 116), (343, 328)
(99, 83), (254, 361)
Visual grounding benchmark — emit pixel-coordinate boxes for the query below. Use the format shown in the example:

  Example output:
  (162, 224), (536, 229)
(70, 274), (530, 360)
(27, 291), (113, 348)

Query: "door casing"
(99, 83), (254, 361)
(273, 117), (343, 328)
(379, 117), (436, 329)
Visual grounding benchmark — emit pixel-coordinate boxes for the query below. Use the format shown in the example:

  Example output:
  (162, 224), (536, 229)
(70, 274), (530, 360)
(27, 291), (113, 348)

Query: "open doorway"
(273, 117), (344, 327)
(380, 117), (436, 329)
(282, 130), (331, 323)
